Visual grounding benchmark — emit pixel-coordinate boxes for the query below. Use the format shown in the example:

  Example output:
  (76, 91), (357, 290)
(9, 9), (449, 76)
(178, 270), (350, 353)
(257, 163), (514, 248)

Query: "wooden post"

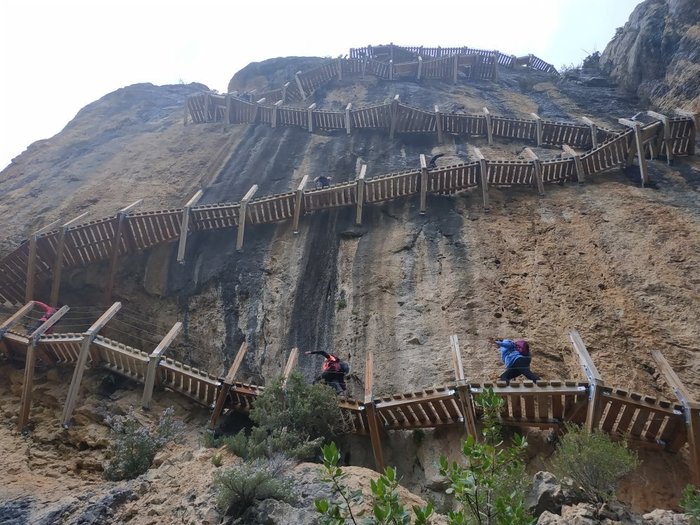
(452, 54), (458, 84)
(345, 103), (352, 135)
(281, 83), (288, 103)
(389, 95), (399, 140)
(281, 347), (299, 387)
(523, 148), (545, 196)
(272, 100), (283, 128)
(307, 103), (316, 133)
(210, 341), (249, 428)
(25, 217), (61, 302)
(388, 59), (393, 81)
(183, 97), (189, 126)
(293, 175), (308, 234)
(224, 94), (231, 129)
(419, 154), (429, 214)
(236, 185), (258, 251)
(364, 350), (385, 471)
(474, 148), (489, 209)
(336, 58), (343, 81)
(61, 303), (121, 427)
(104, 200), (142, 305)
(492, 50), (500, 81)
(142, 321), (182, 410)
(177, 191), (203, 263)
(652, 350), (700, 486)
(295, 71), (306, 100)
(19, 305), (70, 430)
(562, 145), (585, 184)
(483, 107), (493, 145)
(619, 119), (649, 187)
(569, 331), (604, 433)
(50, 212), (89, 306)
(450, 335), (478, 437)
(0, 302), (34, 340)
(530, 113), (542, 146)
(355, 164), (367, 225)
(674, 109), (697, 155)
(434, 105), (443, 145)
(581, 117), (598, 149)
(253, 98), (265, 124)
(416, 55), (422, 80)
(647, 111), (672, 164)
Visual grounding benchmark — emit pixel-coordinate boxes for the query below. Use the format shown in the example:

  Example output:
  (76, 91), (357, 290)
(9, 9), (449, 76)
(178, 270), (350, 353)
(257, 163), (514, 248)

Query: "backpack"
(324, 357), (349, 375)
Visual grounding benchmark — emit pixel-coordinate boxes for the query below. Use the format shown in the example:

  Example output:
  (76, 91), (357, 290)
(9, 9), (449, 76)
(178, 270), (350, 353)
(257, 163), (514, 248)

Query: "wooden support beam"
(236, 185), (258, 251)
(562, 145), (585, 184)
(647, 111), (672, 164)
(416, 55), (422, 80)
(61, 303), (121, 427)
(345, 103), (352, 135)
(295, 71), (306, 100)
(293, 175), (308, 234)
(0, 302), (34, 340)
(419, 154), (429, 214)
(581, 117), (598, 149)
(452, 54), (459, 84)
(389, 95), (399, 140)
(483, 107), (493, 145)
(434, 105), (443, 144)
(652, 350), (700, 486)
(530, 113), (543, 146)
(523, 148), (545, 196)
(210, 341), (249, 428)
(474, 148), (489, 209)
(272, 100), (283, 128)
(142, 321), (182, 410)
(569, 331), (604, 433)
(450, 335), (478, 438)
(253, 98), (265, 123)
(388, 59), (393, 81)
(281, 83), (288, 103)
(103, 200), (142, 305)
(177, 190), (203, 263)
(49, 212), (89, 306)
(618, 119), (649, 187)
(492, 50), (500, 81)
(281, 347), (299, 387)
(336, 58), (343, 81)
(355, 164), (367, 226)
(25, 218), (61, 302)
(307, 103), (316, 133)
(19, 305), (70, 431)
(364, 350), (385, 471)
(224, 94), (231, 129)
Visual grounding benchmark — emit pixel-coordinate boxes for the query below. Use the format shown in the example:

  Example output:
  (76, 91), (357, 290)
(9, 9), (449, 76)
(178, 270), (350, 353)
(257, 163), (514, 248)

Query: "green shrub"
(439, 388), (532, 525)
(214, 457), (295, 517)
(314, 442), (433, 525)
(201, 429), (219, 448)
(226, 371), (343, 460)
(549, 423), (639, 503)
(336, 298), (347, 310)
(103, 406), (183, 481)
(681, 485), (700, 525)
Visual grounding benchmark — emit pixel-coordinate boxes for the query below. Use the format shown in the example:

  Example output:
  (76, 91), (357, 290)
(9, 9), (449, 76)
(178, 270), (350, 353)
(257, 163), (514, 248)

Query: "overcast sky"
(0, 0), (641, 170)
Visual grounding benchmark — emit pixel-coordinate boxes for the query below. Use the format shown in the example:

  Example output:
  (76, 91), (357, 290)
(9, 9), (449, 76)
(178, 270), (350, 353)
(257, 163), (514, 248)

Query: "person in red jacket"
(27, 301), (57, 335)
(305, 350), (349, 394)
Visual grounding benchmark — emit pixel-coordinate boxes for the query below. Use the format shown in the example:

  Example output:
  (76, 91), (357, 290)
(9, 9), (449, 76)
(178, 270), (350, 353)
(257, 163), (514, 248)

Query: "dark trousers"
(321, 372), (346, 394)
(499, 357), (539, 384)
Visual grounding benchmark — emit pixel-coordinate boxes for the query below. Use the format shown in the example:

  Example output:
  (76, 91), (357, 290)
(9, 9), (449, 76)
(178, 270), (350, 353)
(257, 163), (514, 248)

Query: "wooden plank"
(434, 105), (443, 144)
(450, 335), (478, 437)
(293, 175), (308, 234)
(582, 117), (598, 148)
(619, 119), (649, 187)
(19, 305), (70, 430)
(530, 113), (542, 146)
(25, 234), (38, 304)
(389, 95), (399, 139)
(0, 302), (34, 339)
(523, 148), (545, 195)
(294, 71), (306, 100)
(61, 302), (122, 426)
(419, 154), (428, 214)
(345, 103), (352, 135)
(652, 350), (700, 485)
(49, 212), (89, 306)
(142, 321), (183, 409)
(236, 185), (259, 251)
(562, 145), (585, 183)
(647, 111), (672, 164)
(103, 200), (142, 304)
(483, 107), (493, 145)
(416, 55), (422, 80)
(356, 164), (367, 225)
(210, 341), (249, 428)
(474, 148), (489, 209)
(569, 330), (604, 432)
(307, 103), (316, 133)
(364, 350), (385, 471)
(281, 347), (298, 387)
(177, 191), (203, 263)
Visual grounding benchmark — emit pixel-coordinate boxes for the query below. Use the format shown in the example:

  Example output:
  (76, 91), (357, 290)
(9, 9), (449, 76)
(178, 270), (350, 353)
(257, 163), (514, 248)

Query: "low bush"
(103, 406), (183, 481)
(214, 457), (295, 517)
(549, 423), (639, 503)
(681, 485), (700, 525)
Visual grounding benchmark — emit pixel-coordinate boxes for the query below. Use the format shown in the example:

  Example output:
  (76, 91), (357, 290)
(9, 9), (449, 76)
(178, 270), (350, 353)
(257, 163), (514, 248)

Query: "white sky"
(0, 0), (641, 170)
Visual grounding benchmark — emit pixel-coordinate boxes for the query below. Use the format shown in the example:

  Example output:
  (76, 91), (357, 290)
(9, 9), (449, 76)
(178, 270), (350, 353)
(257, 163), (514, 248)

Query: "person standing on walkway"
(305, 350), (349, 394)
(490, 337), (540, 384)
(27, 300), (57, 335)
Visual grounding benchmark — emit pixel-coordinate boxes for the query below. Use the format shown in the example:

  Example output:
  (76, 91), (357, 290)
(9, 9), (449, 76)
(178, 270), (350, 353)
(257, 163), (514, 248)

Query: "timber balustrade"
(0, 109), (695, 306)
(1, 312), (697, 483)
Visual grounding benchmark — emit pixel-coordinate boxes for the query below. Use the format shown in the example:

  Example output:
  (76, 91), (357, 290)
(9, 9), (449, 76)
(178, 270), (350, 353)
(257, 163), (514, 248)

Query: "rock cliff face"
(1, 35), (699, 525)
(600, 0), (700, 111)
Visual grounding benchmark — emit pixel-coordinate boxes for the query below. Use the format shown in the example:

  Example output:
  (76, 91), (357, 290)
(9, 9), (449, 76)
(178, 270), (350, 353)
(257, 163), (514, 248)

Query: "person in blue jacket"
(490, 338), (540, 384)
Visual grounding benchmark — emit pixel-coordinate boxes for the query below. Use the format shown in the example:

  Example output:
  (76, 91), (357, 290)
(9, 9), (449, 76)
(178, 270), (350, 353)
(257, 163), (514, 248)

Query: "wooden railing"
(1, 311), (697, 483)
